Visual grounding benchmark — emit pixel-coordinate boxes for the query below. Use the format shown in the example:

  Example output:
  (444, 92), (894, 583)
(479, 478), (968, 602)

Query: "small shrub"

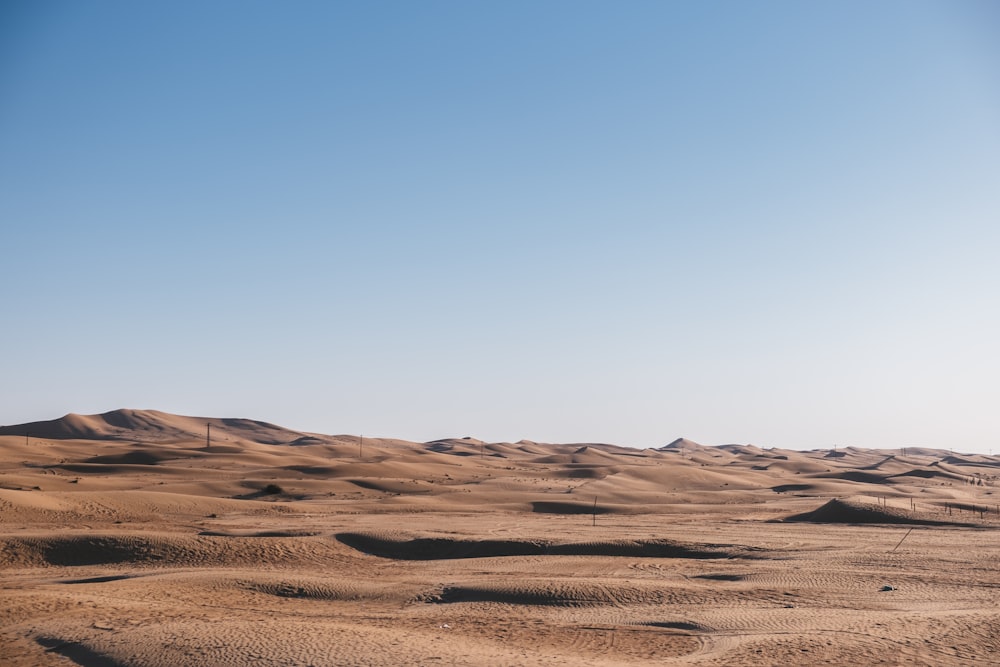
(263, 483), (284, 495)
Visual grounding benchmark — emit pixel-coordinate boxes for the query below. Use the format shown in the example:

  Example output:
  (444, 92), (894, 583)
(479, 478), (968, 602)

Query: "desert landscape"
(2, 409), (999, 666)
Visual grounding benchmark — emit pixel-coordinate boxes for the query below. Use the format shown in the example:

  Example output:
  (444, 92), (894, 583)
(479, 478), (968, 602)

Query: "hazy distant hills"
(0, 409), (992, 465)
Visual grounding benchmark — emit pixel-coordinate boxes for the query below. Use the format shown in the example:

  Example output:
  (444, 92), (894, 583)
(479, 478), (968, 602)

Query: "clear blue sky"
(2, 1), (998, 451)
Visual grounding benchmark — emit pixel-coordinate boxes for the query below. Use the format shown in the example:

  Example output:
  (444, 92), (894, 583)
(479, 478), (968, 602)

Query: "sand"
(2, 410), (999, 665)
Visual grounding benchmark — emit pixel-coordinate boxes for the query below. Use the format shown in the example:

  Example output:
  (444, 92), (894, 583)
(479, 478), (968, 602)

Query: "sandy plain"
(2, 409), (999, 666)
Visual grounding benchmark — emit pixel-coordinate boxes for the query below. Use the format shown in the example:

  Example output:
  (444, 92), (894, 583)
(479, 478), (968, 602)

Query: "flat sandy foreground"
(2, 410), (999, 666)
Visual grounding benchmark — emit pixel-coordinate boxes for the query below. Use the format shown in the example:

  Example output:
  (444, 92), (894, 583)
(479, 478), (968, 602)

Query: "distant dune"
(0, 408), (319, 445)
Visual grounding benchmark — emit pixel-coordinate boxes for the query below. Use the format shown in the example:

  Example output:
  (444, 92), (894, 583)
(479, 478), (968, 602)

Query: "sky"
(2, 1), (998, 451)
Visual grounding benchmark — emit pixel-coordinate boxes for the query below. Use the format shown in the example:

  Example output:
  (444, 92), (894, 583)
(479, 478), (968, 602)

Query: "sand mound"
(0, 532), (352, 568)
(783, 498), (972, 526)
(335, 532), (747, 560)
(658, 437), (709, 452)
(241, 576), (410, 602)
(0, 409), (317, 446)
(430, 581), (679, 607)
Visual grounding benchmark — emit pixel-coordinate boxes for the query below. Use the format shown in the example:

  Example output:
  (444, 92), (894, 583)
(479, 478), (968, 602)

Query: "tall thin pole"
(891, 527), (914, 553)
(206, 423), (211, 449)
(359, 434), (363, 459)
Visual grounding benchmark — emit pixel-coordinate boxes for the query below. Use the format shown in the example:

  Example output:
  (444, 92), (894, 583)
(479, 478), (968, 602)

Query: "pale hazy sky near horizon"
(2, 1), (998, 452)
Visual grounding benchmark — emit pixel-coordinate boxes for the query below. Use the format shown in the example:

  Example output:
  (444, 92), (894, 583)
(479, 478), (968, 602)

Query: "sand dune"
(3, 409), (1000, 665)
(783, 497), (978, 526)
(334, 532), (749, 560)
(0, 408), (323, 446)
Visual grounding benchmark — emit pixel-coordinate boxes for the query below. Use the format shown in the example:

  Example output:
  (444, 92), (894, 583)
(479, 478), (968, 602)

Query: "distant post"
(592, 496), (598, 527)
(206, 423), (211, 449)
(359, 434), (363, 459)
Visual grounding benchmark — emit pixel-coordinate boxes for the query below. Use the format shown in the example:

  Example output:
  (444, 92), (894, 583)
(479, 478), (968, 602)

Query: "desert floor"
(2, 410), (999, 666)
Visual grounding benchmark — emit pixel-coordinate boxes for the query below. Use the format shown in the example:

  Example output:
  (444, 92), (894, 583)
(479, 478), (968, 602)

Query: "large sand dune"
(3, 410), (999, 665)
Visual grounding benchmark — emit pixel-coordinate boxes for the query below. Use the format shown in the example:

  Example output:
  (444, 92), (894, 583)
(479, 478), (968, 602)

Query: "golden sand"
(2, 410), (998, 665)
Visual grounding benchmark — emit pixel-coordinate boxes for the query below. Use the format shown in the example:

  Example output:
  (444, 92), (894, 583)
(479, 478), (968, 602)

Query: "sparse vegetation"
(262, 483), (284, 495)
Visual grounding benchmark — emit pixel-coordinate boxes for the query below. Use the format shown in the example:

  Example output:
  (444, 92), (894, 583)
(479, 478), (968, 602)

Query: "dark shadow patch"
(346, 479), (431, 494)
(284, 465), (339, 476)
(337, 534), (545, 560)
(198, 445), (244, 454)
(814, 470), (890, 484)
(232, 483), (302, 500)
(564, 467), (607, 479)
(348, 479), (389, 491)
(432, 586), (585, 606)
(85, 451), (164, 465)
(49, 463), (158, 474)
(61, 574), (138, 585)
(37, 637), (125, 667)
(532, 501), (618, 515)
(288, 436), (326, 446)
(198, 530), (319, 538)
(940, 455), (1000, 468)
(40, 537), (163, 566)
(335, 533), (753, 560)
(642, 621), (709, 632)
(772, 484), (812, 493)
(693, 573), (744, 581)
(860, 455), (896, 470)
